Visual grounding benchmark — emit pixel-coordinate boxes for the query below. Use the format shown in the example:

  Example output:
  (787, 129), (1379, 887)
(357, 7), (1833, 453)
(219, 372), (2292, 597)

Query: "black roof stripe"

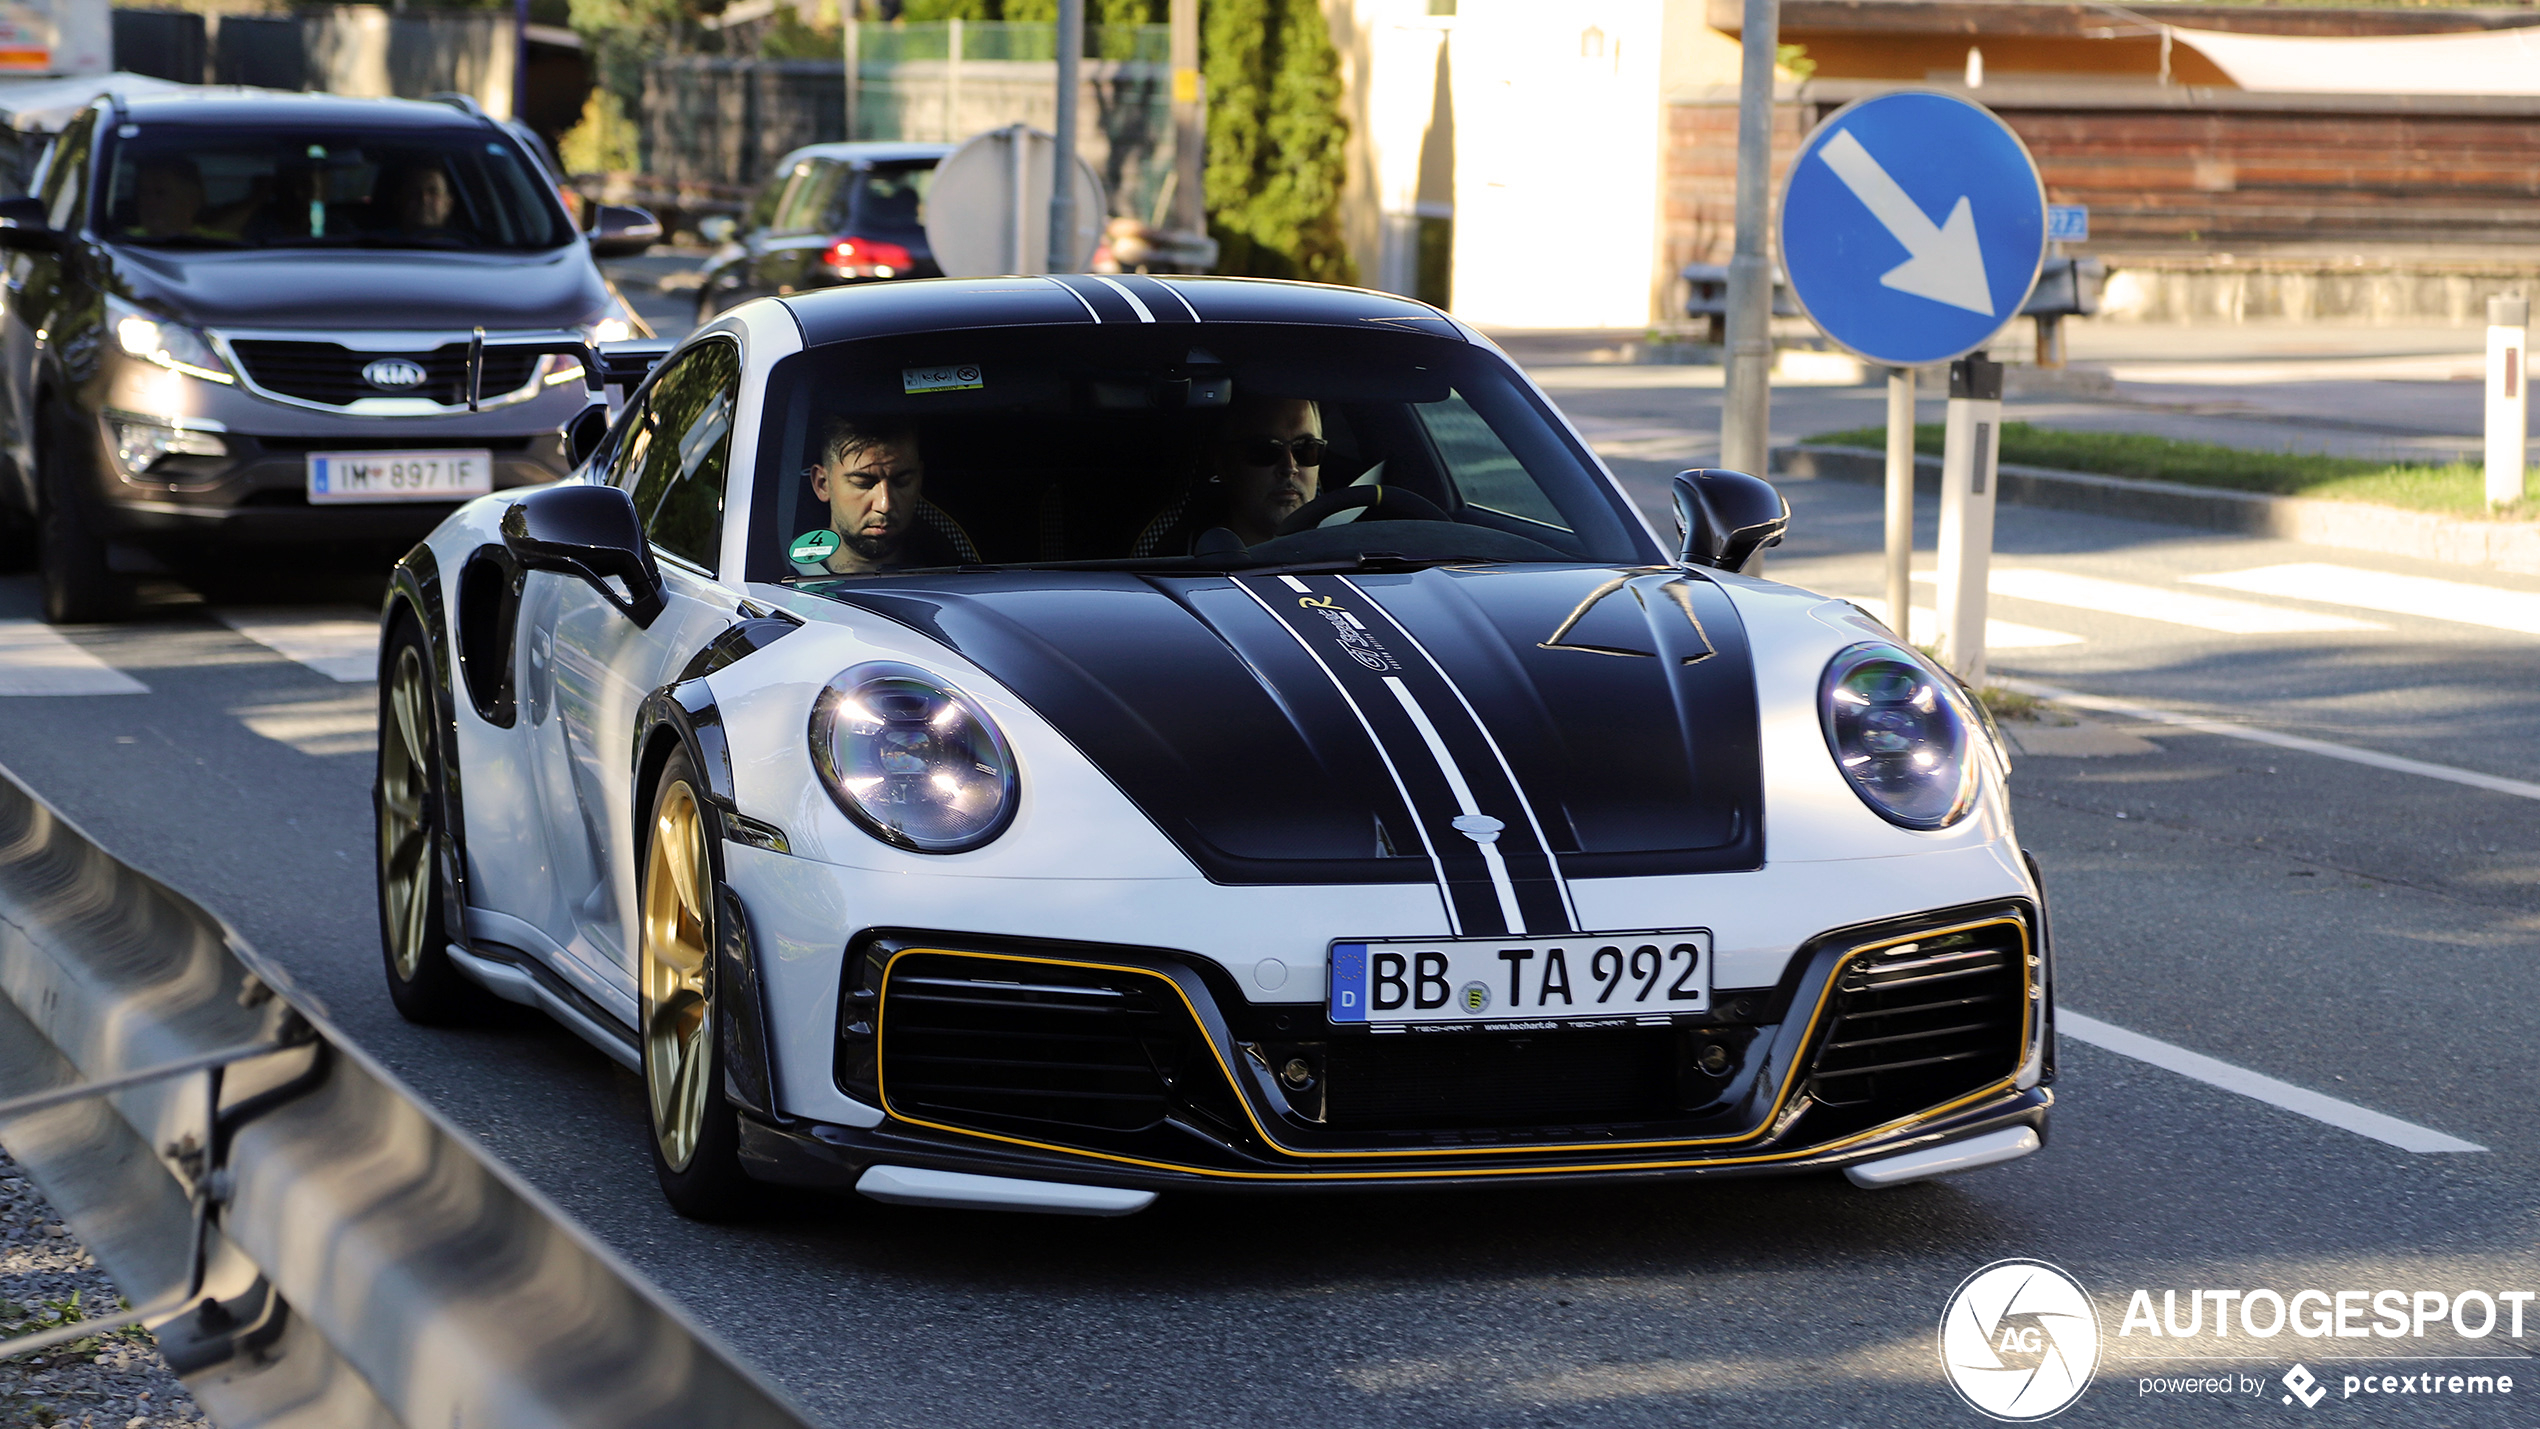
(1106, 273), (1198, 322)
(1048, 274), (1142, 323)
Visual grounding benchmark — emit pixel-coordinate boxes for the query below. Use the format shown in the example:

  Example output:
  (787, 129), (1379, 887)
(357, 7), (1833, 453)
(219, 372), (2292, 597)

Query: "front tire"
(37, 409), (124, 624)
(641, 748), (750, 1219)
(376, 616), (482, 1024)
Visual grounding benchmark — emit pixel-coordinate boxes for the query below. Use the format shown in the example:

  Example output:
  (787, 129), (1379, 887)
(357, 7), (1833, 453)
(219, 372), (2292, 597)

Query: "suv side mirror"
(0, 194), (63, 253)
(1671, 468), (1788, 575)
(501, 483), (665, 627)
(562, 403), (610, 469)
(588, 204), (662, 258)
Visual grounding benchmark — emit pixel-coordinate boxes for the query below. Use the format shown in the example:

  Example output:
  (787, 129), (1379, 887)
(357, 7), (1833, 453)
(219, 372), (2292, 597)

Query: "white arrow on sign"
(1816, 128), (1995, 317)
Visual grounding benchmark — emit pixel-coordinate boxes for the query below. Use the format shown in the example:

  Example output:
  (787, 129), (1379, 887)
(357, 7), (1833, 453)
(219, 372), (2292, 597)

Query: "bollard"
(2488, 295), (2528, 509)
(1936, 353), (2004, 683)
(1884, 365), (1916, 642)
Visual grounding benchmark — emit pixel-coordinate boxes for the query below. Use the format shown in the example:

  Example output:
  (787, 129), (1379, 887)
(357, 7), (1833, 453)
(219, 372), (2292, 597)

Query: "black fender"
(379, 543), (475, 925)
(632, 611), (799, 1119)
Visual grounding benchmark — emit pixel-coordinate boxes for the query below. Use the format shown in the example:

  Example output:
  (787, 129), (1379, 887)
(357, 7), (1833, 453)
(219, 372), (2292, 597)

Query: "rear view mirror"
(1671, 468), (1788, 575)
(562, 403), (610, 469)
(501, 484), (664, 627)
(588, 204), (662, 258)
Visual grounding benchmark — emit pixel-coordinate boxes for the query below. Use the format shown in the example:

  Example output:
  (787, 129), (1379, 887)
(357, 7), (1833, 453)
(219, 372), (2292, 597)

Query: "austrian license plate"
(306, 449), (493, 504)
(1329, 931), (1712, 1029)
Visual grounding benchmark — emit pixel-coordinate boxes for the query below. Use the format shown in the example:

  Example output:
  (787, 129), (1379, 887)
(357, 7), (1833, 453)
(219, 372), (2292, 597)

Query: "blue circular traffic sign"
(1779, 91), (2046, 368)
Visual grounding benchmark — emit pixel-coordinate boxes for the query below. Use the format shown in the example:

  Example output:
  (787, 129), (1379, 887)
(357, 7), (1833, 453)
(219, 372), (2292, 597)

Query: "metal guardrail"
(0, 762), (816, 1428)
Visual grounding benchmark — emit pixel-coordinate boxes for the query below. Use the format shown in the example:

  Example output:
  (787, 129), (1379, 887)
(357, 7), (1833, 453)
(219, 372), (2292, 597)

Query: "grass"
(1804, 421), (2537, 521)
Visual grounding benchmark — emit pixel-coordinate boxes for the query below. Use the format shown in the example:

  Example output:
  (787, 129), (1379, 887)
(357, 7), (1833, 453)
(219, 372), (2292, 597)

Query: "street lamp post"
(1050, 0), (1084, 273)
(1720, 0), (1779, 478)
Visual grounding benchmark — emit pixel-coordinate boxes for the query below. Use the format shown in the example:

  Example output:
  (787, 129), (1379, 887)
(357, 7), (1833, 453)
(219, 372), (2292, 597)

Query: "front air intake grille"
(878, 952), (1202, 1136)
(229, 340), (542, 407)
(1806, 932), (2025, 1123)
(1322, 1027), (1680, 1131)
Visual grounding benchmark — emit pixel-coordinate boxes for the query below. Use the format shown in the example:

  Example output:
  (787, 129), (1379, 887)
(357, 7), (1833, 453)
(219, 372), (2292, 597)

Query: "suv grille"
(878, 953), (1200, 1135)
(1806, 934), (2025, 1121)
(229, 339), (543, 407)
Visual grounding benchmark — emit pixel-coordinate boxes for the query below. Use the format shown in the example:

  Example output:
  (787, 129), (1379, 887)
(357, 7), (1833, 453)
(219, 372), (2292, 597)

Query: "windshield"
(100, 127), (575, 250)
(744, 323), (1659, 583)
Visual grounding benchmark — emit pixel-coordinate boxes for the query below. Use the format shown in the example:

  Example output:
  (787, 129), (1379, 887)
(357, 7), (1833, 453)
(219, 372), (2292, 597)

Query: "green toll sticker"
(903, 363), (983, 394)
(789, 528), (842, 564)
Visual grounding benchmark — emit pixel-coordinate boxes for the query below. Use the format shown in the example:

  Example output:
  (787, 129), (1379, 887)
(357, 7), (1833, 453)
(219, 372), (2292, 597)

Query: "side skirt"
(447, 938), (641, 1072)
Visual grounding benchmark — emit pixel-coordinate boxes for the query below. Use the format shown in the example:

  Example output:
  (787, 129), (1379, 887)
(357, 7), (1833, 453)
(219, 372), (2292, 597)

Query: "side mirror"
(562, 403), (610, 469)
(697, 214), (738, 246)
(500, 483), (664, 627)
(0, 195), (62, 253)
(588, 204), (662, 259)
(1671, 468), (1788, 575)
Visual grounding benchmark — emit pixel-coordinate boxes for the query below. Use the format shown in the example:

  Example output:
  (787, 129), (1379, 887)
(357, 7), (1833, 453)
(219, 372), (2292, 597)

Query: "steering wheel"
(1273, 484), (1451, 539)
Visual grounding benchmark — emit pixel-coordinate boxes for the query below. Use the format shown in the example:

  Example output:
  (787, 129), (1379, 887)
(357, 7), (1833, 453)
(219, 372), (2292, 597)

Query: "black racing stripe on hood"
(821, 573), (1444, 889)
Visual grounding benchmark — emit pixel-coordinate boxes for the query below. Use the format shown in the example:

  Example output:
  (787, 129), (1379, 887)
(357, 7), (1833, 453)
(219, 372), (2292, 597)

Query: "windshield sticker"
(789, 529), (841, 565)
(903, 364), (983, 395)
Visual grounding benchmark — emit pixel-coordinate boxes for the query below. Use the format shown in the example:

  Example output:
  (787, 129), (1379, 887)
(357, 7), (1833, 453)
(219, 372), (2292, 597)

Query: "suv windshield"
(744, 323), (1659, 583)
(100, 127), (574, 250)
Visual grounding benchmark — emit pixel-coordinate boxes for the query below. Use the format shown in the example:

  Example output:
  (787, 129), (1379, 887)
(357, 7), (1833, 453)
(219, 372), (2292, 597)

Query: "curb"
(1772, 444), (2540, 576)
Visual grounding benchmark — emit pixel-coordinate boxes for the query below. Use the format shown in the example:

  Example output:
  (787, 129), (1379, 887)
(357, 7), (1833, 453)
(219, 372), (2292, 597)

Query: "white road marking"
(1999, 678), (2540, 803)
(2185, 562), (2540, 638)
(1846, 596), (2082, 649)
(1915, 568), (2382, 634)
(2059, 1011), (2486, 1153)
(0, 620), (148, 695)
(234, 693), (374, 757)
(214, 609), (379, 683)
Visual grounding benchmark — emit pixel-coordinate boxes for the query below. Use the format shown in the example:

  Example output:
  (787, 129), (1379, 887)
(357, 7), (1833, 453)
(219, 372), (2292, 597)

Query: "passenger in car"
(792, 415), (973, 574)
(383, 163), (460, 238)
(131, 157), (245, 240)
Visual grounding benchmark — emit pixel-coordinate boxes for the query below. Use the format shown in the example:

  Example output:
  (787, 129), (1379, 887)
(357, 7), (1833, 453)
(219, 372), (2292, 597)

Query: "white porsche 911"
(374, 275), (2053, 1219)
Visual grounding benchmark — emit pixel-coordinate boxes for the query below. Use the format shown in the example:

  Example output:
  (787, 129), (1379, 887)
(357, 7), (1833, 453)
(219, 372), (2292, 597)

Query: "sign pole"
(1884, 364), (1915, 642)
(2488, 294), (2528, 510)
(1049, 0), (1084, 273)
(1719, 0), (1779, 476)
(1935, 353), (2003, 683)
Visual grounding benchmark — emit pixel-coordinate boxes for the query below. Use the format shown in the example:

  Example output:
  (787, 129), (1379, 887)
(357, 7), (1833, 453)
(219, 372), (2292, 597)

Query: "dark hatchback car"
(0, 90), (659, 622)
(695, 141), (950, 322)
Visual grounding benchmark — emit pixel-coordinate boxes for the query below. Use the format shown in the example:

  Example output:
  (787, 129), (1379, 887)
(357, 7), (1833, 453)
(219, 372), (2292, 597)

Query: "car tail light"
(825, 237), (914, 278)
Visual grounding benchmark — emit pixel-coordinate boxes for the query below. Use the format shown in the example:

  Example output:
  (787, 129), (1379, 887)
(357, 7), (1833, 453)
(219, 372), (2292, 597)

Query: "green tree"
(1202, 0), (1353, 282)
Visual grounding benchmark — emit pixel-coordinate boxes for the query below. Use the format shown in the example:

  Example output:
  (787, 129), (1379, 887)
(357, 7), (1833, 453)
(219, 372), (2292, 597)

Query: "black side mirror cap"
(588, 204), (662, 258)
(500, 483), (665, 627)
(562, 403), (610, 470)
(1671, 468), (1789, 575)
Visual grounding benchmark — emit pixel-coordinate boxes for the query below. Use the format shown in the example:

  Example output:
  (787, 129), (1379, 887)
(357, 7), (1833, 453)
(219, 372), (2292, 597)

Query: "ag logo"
(2282, 1364), (2325, 1408)
(1939, 1259), (2101, 1421)
(362, 357), (428, 390)
(1458, 980), (1490, 1013)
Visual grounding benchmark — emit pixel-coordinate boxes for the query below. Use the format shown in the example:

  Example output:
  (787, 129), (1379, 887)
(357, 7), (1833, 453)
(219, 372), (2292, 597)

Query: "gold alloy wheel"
(642, 780), (715, 1173)
(378, 643), (435, 983)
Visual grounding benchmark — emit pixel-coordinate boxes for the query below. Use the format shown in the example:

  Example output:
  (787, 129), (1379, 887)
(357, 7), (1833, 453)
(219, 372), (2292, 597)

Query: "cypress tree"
(1202, 0), (1353, 282)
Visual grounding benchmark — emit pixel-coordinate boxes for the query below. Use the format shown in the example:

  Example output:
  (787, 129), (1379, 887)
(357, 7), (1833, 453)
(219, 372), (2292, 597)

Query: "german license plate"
(306, 449), (493, 504)
(1328, 931), (1711, 1029)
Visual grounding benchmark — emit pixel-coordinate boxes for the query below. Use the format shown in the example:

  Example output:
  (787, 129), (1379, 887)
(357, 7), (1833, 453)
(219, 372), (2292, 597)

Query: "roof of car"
(118, 89), (500, 131)
(778, 141), (958, 168)
(779, 274), (1463, 348)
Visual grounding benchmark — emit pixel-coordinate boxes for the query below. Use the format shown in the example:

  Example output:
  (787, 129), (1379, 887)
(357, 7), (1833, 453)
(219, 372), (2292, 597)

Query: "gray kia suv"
(0, 89), (658, 621)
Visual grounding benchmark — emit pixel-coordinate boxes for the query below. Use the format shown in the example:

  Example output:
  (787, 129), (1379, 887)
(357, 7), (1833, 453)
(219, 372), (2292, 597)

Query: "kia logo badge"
(362, 358), (427, 390)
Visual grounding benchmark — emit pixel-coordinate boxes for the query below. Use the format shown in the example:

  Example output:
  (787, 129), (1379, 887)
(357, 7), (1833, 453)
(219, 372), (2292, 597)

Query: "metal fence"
(0, 762), (815, 1429)
(641, 21), (1176, 221)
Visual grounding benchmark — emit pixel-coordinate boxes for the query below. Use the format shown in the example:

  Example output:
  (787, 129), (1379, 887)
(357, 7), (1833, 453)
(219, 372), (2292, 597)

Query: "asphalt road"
(1, 353), (2536, 1425)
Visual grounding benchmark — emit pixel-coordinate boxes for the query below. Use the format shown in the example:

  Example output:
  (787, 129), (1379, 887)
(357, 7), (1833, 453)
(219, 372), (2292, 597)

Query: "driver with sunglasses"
(1212, 395), (1327, 547)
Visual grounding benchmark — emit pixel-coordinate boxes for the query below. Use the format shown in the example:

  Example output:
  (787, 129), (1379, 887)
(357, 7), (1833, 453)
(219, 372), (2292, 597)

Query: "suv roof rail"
(425, 91), (486, 118)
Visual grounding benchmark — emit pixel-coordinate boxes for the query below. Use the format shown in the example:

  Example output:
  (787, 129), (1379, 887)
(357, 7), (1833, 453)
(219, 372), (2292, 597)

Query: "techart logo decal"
(1940, 1259), (2103, 1420)
(362, 357), (428, 389)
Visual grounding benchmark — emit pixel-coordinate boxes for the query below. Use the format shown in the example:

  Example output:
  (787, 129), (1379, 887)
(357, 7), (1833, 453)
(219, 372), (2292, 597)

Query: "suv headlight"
(810, 664), (1018, 853)
(107, 297), (233, 383)
(1819, 640), (1980, 830)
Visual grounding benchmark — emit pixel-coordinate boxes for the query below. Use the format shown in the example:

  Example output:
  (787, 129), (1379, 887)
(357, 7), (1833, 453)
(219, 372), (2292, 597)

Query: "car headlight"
(107, 297), (233, 383)
(106, 412), (226, 479)
(810, 664), (1018, 852)
(1819, 641), (1979, 830)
